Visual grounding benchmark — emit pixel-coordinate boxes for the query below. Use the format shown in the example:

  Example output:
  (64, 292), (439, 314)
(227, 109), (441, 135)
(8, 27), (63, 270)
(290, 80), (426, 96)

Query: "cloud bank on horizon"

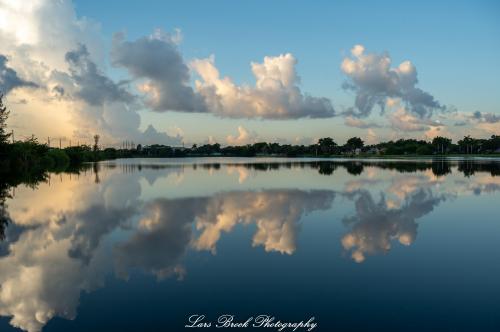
(0, 0), (497, 145)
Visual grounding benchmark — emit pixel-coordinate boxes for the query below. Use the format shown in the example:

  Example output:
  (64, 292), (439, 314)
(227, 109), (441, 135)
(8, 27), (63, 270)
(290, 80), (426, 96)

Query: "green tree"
(318, 137), (337, 155)
(432, 136), (452, 154)
(345, 137), (364, 153)
(0, 93), (12, 145)
(483, 135), (500, 153)
(458, 135), (474, 154)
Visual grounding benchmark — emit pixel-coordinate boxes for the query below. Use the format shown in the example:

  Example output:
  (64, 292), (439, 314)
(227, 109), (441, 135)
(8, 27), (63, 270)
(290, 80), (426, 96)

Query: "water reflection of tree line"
(0, 168), (50, 241)
(101, 160), (500, 177)
(0, 182), (10, 241)
(457, 160), (500, 177)
(0, 164), (94, 240)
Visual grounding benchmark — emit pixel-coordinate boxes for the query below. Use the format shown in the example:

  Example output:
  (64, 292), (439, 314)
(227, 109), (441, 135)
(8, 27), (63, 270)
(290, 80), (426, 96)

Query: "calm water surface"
(1, 158), (499, 331)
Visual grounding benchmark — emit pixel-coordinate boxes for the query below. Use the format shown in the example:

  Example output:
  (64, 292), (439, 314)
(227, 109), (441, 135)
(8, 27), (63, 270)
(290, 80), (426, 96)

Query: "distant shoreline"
(1, 135), (499, 181)
(110, 153), (500, 160)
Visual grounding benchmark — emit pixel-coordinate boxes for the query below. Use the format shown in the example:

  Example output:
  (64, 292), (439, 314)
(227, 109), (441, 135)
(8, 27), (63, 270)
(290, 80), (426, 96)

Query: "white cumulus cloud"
(226, 125), (258, 145)
(191, 54), (336, 119)
(341, 44), (445, 119)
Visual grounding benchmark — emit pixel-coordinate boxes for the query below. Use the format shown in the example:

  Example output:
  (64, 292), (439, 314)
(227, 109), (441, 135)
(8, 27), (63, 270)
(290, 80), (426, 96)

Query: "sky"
(0, 0), (499, 147)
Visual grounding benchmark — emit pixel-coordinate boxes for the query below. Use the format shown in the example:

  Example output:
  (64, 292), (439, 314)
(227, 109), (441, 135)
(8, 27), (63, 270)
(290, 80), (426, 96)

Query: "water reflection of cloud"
(114, 190), (336, 283)
(0, 217), (112, 332)
(193, 190), (335, 255)
(341, 189), (446, 263)
(114, 197), (206, 281)
(457, 175), (500, 196)
(0, 173), (142, 332)
(69, 205), (138, 264)
(344, 178), (381, 193)
(385, 173), (443, 208)
(226, 165), (251, 184)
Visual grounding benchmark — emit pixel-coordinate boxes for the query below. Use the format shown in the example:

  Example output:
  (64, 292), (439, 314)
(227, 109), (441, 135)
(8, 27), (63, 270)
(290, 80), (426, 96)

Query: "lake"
(0, 157), (499, 332)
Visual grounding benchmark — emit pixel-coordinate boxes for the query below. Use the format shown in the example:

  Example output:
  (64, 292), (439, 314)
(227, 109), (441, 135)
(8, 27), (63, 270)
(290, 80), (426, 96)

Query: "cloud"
(51, 85), (65, 98)
(66, 91), (182, 146)
(291, 136), (316, 146)
(341, 44), (445, 118)
(389, 107), (428, 131)
(226, 126), (258, 145)
(112, 32), (336, 119)
(366, 129), (378, 144)
(471, 111), (500, 124)
(388, 101), (443, 132)
(0, 0), (103, 87)
(141, 124), (183, 146)
(64, 44), (135, 106)
(0, 2), (181, 146)
(192, 54), (336, 119)
(0, 55), (37, 94)
(344, 116), (382, 129)
(424, 124), (452, 140)
(0, 1), (115, 143)
(440, 110), (500, 137)
(111, 30), (205, 112)
(52, 44), (182, 146)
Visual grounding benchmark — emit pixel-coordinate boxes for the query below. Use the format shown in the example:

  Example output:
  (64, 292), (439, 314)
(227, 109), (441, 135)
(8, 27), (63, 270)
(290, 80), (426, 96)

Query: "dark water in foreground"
(0, 157), (499, 332)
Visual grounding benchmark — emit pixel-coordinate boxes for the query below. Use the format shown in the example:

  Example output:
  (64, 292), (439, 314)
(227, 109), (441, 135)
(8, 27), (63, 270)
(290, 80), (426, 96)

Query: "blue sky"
(1, 0), (499, 145)
(73, 0), (500, 109)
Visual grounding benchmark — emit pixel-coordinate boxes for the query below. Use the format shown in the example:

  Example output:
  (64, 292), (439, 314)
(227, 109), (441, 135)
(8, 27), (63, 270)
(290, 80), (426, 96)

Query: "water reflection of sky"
(1, 158), (499, 332)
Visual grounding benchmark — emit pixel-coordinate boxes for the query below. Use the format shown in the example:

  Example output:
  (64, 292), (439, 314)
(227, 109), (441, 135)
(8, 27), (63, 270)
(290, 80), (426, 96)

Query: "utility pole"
(48, 137), (50, 147)
(59, 138), (62, 149)
(11, 130), (14, 143)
